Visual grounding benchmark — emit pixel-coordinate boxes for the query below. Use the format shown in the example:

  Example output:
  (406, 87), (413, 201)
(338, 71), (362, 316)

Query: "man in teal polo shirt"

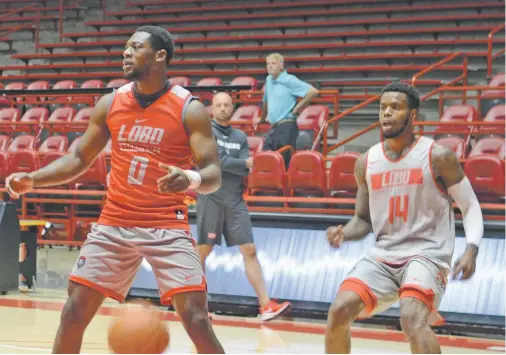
(259, 52), (319, 166)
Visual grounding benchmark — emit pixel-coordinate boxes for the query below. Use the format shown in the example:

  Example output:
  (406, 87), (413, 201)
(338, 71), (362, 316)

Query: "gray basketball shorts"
(70, 224), (205, 305)
(340, 255), (447, 326)
(196, 197), (254, 247)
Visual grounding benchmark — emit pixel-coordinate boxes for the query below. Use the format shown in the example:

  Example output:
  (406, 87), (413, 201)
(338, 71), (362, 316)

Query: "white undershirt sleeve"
(447, 177), (484, 247)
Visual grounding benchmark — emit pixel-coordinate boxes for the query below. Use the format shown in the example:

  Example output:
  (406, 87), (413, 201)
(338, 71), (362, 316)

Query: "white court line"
(0, 344), (50, 352)
(487, 346), (505, 352)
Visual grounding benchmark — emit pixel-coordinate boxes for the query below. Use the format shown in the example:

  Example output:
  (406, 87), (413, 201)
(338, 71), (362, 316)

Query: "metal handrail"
(487, 23), (505, 79)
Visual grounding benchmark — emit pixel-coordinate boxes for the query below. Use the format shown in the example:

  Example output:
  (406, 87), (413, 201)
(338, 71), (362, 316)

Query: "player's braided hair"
(381, 82), (420, 111)
(135, 25), (174, 64)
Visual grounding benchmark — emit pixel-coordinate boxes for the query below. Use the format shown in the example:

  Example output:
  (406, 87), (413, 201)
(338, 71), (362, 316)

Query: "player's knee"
(239, 243), (257, 259)
(328, 297), (358, 327)
(60, 296), (88, 330)
(180, 307), (210, 331)
(399, 299), (427, 336)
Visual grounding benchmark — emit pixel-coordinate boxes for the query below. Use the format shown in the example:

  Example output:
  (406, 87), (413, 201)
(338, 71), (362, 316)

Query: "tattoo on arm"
(431, 143), (465, 190)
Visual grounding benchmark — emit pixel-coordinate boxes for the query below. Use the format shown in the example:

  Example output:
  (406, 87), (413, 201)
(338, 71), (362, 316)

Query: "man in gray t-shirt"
(196, 92), (291, 321)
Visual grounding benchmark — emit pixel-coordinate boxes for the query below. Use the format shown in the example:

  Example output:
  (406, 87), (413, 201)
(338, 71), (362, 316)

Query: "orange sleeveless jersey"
(98, 82), (194, 229)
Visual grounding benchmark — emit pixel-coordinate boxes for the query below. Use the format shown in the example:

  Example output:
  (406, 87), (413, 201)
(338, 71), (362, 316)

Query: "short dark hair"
(381, 82), (420, 111)
(135, 25), (174, 64)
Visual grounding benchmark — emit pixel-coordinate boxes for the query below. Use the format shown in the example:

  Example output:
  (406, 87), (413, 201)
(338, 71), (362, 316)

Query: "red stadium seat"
(480, 104), (505, 136)
(74, 107), (93, 122)
(436, 104), (477, 136)
(248, 151), (286, 196)
(464, 155), (505, 202)
(170, 76), (191, 86)
(328, 152), (360, 198)
(468, 137), (505, 160)
(230, 105), (261, 131)
(107, 78), (129, 88)
(21, 107), (49, 123)
(5, 82), (25, 90)
(4, 82), (25, 103)
(230, 76), (258, 90)
(20, 107), (49, 133)
(46, 107), (76, 132)
(197, 77), (223, 86)
(0, 152), (9, 185)
(38, 136), (68, 154)
(26, 80), (50, 104)
(9, 149), (40, 174)
(81, 80), (104, 89)
(7, 135), (36, 153)
(435, 136), (467, 159)
(196, 77), (223, 102)
(27, 80), (50, 91)
(0, 108), (21, 131)
(297, 105), (329, 132)
(0, 135), (10, 151)
(53, 80), (77, 90)
(287, 151), (327, 197)
(69, 107), (93, 134)
(247, 136), (264, 156)
(482, 73), (505, 99)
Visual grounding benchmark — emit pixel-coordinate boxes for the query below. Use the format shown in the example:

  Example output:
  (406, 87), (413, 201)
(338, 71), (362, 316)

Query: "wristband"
(183, 169), (202, 190)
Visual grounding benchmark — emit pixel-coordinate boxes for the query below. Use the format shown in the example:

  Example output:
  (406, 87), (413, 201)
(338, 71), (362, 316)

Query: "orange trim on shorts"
(400, 283), (446, 326)
(160, 277), (207, 305)
(339, 277), (377, 314)
(399, 283), (435, 310)
(69, 275), (125, 303)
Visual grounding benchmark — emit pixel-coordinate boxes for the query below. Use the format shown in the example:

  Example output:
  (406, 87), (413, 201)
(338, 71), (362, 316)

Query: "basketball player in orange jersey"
(325, 82), (483, 354)
(5, 26), (225, 354)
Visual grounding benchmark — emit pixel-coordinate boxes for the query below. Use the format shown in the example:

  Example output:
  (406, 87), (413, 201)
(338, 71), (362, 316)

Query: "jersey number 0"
(388, 194), (409, 224)
(128, 156), (149, 185)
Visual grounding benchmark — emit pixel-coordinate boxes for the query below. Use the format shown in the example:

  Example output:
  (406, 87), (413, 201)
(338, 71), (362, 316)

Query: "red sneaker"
(259, 300), (292, 321)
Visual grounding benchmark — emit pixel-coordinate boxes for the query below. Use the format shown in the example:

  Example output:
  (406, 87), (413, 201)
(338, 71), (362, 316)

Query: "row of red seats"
(1, 137), (503, 206)
(0, 107), (91, 133)
(0, 76), (257, 91)
(0, 104), (330, 142)
(0, 137), (108, 188)
(248, 150), (505, 203)
(435, 103), (505, 135)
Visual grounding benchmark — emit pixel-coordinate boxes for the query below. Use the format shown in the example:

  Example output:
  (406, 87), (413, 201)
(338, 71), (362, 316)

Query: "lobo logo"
(118, 124), (165, 145)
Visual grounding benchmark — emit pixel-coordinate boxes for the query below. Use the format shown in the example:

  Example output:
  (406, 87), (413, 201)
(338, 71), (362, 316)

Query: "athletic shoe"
(259, 300), (292, 321)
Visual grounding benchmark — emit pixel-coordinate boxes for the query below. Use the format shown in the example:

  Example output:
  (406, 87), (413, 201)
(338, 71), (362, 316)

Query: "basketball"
(108, 302), (169, 354)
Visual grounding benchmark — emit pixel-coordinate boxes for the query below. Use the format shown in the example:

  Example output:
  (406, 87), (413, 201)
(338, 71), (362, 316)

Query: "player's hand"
(157, 163), (191, 193)
(5, 172), (34, 199)
(451, 244), (478, 280)
(327, 225), (345, 248)
(245, 157), (254, 168)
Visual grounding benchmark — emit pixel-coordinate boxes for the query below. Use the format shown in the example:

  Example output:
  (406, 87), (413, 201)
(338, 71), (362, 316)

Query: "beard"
(382, 113), (411, 139)
(124, 66), (147, 80)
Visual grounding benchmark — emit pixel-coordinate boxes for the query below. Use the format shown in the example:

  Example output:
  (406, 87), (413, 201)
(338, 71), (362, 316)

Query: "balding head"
(212, 92), (234, 125)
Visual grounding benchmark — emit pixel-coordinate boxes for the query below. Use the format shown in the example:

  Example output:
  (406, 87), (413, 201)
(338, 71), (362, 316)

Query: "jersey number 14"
(388, 195), (409, 224)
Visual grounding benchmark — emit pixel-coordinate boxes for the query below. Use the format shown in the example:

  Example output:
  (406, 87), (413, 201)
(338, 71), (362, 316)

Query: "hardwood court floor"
(0, 289), (504, 354)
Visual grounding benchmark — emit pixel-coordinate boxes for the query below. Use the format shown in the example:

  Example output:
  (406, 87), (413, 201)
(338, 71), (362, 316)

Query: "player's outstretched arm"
(184, 100), (222, 194)
(327, 153), (372, 248)
(5, 93), (113, 199)
(432, 143), (483, 280)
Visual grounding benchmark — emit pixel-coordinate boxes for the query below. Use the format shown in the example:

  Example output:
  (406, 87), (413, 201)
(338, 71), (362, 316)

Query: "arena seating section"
(0, 0), (504, 241)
